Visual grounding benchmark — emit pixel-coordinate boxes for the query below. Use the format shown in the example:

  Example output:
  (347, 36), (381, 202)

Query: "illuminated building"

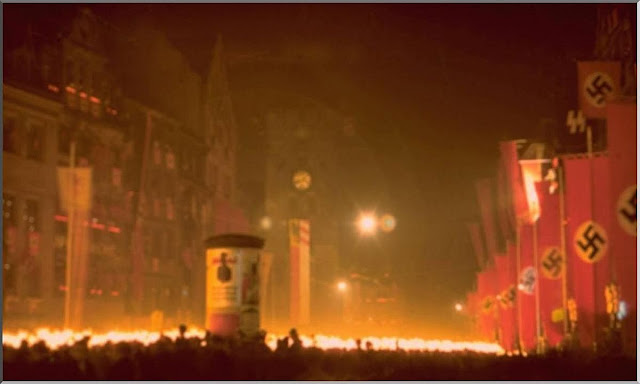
(3, 6), (247, 328)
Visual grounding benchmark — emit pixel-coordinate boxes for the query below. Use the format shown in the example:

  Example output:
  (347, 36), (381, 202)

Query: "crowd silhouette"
(3, 326), (636, 380)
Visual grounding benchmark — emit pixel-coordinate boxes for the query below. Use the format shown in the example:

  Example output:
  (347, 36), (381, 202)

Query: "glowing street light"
(357, 213), (378, 235)
(454, 303), (463, 312)
(337, 281), (348, 292)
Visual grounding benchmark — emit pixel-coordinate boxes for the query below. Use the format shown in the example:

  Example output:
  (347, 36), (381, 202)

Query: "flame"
(3, 328), (504, 355)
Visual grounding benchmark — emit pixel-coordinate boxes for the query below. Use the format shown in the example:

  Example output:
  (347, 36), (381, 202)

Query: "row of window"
(3, 194), (41, 297)
(3, 115), (45, 161)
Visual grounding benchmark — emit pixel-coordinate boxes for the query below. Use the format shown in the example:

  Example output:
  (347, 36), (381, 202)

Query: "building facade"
(3, 6), (246, 329)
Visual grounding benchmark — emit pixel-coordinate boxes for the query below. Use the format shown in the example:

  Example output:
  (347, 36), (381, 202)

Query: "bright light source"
(337, 281), (348, 292)
(379, 214), (396, 232)
(454, 303), (463, 312)
(259, 216), (272, 230)
(357, 213), (378, 235)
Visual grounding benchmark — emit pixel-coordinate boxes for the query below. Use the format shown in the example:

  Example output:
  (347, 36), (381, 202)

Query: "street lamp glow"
(454, 303), (463, 312)
(337, 281), (348, 292)
(357, 213), (378, 235)
(259, 216), (272, 230)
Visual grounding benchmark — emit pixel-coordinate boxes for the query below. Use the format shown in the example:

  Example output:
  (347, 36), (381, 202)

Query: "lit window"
(25, 122), (44, 161)
(3, 115), (20, 154)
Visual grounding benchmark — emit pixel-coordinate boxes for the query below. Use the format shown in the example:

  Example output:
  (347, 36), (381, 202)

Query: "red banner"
(606, 100), (637, 353)
(563, 155), (612, 348)
(466, 222), (486, 270)
(577, 61), (621, 118)
(477, 266), (498, 342)
(500, 141), (529, 226)
(518, 223), (536, 352)
(495, 252), (515, 351)
(476, 178), (498, 266)
(535, 181), (564, 347)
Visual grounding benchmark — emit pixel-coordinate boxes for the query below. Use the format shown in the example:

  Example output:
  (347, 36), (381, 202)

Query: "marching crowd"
(2, 326), (635, 380)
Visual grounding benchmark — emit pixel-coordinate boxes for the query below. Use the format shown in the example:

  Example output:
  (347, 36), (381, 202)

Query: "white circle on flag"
(583, 71), (615, 108)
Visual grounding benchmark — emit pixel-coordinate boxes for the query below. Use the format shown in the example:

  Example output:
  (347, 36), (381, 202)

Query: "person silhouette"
(217, 252), (232, 282)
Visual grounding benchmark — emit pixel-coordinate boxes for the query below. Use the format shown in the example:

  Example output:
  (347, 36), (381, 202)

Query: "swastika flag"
(577, 61), (621, 118)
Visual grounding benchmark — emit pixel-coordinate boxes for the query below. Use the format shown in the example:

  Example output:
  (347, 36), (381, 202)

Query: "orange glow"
(107, 226), (121, 233)
(47, 84), (60, 93)
(79, 92), (88, 99)
(337, 281), (348, 292)
(357, 213), (378, 235)
(3, 328), (505, 355)
(89, 96), (101, 104)
(90, 222), (105, 230)
(65, 86), (76, 94)
(519, 161), (543, 223)
(54, 215), (68, 222)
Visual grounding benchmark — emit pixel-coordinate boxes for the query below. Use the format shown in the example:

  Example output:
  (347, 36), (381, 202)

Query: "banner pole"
(533, 221), (542, 354)
(63, 140), (76, 330)
(558, 163), (570, 337)
(515, 222), (523, 354)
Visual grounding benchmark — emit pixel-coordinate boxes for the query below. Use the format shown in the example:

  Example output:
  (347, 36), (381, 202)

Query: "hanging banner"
(56, 167), (93, 212)
(563, 155), (612, 348)
(289, 219), (311, 326)
(606, 99), (636, 354)
(577, 61), (621, 118)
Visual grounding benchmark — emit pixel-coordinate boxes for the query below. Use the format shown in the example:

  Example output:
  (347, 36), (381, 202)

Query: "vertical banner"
(495, 252), (515, 351)
(500, 141), (530, 226)
(56, 166), (93, 329)
(477, 266), (498, 342)
(563, 155), (612, 348)
(70, 211), (90, 329)
(298, 219), (311, 325)
(289, 219), (310, 326)
(518, 224), (536, 351)
(606, 100), (637, 353)
(535, 181), (564, 347)
(476, 179), (498, 266)
(288, 219), (300, 325)
(577, 61), (621, 118)
(466, 222), (486, 269)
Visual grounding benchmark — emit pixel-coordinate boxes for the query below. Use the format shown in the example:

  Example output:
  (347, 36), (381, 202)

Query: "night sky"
(7, 4), (604, 336)
(132, 4), (597, 333)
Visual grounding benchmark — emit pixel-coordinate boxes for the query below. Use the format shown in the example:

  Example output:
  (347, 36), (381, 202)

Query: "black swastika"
(542, 249), (562, 277)
(620, 189), (637, 224)
(577, 224), (606, 260)
(586, 75), (613, 105)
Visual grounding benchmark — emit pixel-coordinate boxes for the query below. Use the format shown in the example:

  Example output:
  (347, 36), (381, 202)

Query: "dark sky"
(90, 3), (601, 333)
(10, 3), (604, 335)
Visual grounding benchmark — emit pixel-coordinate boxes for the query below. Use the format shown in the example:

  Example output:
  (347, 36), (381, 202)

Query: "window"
(3, 115), (20, 154)
(166, 147), (175, 170)
(58, 125), (71, 156)
(54, 220), (67, 296)
(153, 141), (161, 165)
(25, 122), (44, 161)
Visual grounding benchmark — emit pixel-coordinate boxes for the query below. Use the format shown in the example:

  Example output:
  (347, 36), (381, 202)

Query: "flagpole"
(587, 124), (598, 352)
(533, 221), (543, 354)
(557, 162), (570, 337)
(515, 222), (523, 354)
(64, 140), (76, 330)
